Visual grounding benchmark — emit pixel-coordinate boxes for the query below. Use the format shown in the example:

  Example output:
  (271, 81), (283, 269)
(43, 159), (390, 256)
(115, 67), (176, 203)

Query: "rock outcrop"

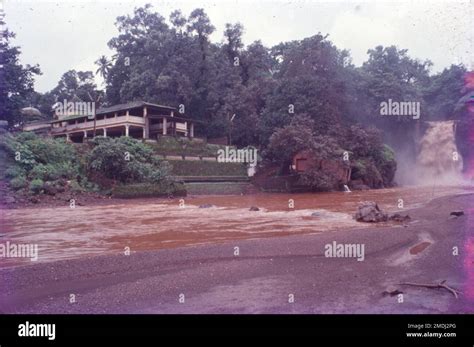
(354, 201), (388, 223)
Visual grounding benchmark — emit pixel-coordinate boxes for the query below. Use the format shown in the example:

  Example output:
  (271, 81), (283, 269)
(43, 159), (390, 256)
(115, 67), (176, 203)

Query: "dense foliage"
(2, 5), (473, 191)
(0, 132), (86, 195)
(87, 137), (171, 184)
(0, 133), (173, 196)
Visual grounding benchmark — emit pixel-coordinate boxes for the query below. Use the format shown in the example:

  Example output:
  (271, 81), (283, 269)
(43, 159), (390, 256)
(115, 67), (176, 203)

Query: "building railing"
(149, 122), (187, 131)
(51, 115), (145, 133)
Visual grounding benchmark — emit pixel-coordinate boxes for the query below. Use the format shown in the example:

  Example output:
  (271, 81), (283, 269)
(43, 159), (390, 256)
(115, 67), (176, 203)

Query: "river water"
(0, 185), (471, 267)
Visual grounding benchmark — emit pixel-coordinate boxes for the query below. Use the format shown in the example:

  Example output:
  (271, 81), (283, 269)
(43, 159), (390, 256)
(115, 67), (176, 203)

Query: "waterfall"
(416, 121), (463, 185)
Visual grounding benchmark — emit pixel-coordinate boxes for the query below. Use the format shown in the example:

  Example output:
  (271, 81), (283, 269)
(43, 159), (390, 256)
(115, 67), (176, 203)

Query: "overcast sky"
(3, 0), (473, 93)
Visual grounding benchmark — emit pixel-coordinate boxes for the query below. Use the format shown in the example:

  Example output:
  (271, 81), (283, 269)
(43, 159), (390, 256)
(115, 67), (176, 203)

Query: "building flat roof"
(96, 101), (176, 115)
(50, 101), (179, 123)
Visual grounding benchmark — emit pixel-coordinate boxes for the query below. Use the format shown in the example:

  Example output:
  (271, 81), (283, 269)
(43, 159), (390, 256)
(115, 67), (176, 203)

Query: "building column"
(103, 128), (107, 137)
(190, 123), (194, 138)
(140, 106), (149, 139)
(125, 125), (129, 137)
(83, 130), (87, 138)
(66, 133), (70, 142)
(163, 117), (167, 135)
(185, 121), (188, 137)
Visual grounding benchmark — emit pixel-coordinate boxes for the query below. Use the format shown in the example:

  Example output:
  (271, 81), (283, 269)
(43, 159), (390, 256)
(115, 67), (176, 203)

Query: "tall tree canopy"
(0, 22), (41, 126)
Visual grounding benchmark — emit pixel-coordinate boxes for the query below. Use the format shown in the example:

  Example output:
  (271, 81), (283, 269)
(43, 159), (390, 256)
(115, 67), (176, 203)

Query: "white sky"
(3, 0), (473, 93)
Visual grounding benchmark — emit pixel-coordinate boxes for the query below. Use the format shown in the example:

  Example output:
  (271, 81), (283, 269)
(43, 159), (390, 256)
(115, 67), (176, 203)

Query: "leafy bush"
(29, 178), (44, 194)
(10, 176), (28, 190)
(1, 132), (76, 171)
(0, 132), (86, 196)
(266, 115), (316, 166)
(87, 137), (171, 184)
(69, 179), (84, 193)
(373, 144), (397, 186)
(350, 158), (384, 188)
(300, 170), (339, 192)
(5, 166), (26, 179)
(29, 163), (78, 181)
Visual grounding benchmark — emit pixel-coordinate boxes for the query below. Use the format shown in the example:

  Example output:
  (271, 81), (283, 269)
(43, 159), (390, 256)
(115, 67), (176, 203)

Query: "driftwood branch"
(398, 280), (461, 299)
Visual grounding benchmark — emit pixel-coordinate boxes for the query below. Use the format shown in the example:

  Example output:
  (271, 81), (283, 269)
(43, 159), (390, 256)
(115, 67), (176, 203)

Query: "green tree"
(95, 55), (113, 80)
(423, 64), (466, 120)
(50, 70), (100, 103)
(0, 24), (41, 126)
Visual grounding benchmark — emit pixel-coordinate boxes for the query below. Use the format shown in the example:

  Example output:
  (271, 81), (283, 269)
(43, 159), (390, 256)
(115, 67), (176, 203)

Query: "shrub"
(351, 158), (384, 188)
(29, 163), (78, 181)
(88, 137), (170, 184)
(10, 176), (28, 190)
(0, 132), (83, 194)
(374, 144), (397, 186)
(29, 178), (44, 194)
(1, 133), (77, 171)
(5, 166), (26, 179)
(81, 180), (100, 192)
(69, 180), (84, 193)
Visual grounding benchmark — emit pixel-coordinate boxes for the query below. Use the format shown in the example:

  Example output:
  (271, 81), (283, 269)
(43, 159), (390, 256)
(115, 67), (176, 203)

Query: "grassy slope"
(168, 160), (247, 177)
(148, 137), (227, 157)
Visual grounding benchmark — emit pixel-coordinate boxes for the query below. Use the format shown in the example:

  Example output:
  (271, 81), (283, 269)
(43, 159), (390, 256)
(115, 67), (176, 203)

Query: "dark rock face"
(351, 184), (371, 191)
(450, 210), (464, 217)
(249, 206), (260, 211)
(388, 213), (411, 222)
(199, 204), (214, 208)
(354, 201), (388, 223)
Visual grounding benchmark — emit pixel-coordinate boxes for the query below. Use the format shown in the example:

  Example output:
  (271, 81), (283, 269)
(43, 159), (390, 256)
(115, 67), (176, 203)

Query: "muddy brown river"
(0, 185), (471, 267)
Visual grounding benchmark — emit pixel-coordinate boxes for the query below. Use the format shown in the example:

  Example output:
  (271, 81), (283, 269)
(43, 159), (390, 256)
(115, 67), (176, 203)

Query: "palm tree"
(94, 55), (112, 80)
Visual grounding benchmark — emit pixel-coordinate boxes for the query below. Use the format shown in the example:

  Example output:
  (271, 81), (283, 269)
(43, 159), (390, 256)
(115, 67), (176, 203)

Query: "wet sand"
(1, 192), (473, 314)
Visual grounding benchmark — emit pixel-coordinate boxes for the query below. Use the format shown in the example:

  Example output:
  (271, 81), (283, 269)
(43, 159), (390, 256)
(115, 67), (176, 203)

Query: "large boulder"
(354, 201), (388, 223)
